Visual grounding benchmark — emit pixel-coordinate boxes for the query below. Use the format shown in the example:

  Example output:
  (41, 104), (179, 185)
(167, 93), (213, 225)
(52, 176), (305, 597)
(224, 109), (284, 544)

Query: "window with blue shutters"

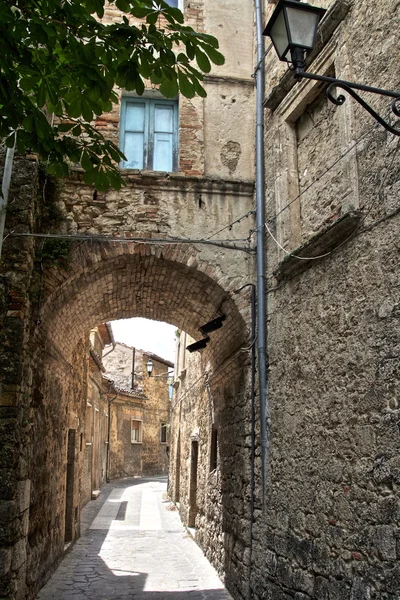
(165, 0), (183, 8)
(120, 98), (178, 172)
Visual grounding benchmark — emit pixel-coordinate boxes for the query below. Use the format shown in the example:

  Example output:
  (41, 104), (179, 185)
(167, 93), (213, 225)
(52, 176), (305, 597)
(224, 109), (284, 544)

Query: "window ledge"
(131, 441), (143, 445)
(274, 210), (362, 283)
(264, 0), (352, 111)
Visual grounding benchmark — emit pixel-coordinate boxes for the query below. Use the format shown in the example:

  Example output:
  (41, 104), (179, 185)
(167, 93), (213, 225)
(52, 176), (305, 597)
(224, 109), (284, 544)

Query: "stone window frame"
(131, 418), (143, 444)
(271, 37), (360, 259)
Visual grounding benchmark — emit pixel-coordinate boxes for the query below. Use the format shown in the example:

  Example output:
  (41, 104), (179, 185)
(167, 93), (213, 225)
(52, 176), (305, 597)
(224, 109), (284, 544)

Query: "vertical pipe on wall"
(234, 282), (256, 599)
(254, 0), (269, 506)
(249, 284), (256, 599)
(131, 347), (136, 389)
(0, 143), (16, 258)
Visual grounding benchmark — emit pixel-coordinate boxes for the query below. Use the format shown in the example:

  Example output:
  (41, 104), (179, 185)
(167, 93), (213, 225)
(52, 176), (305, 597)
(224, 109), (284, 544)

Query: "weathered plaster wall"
(95, 1), (255, 181)
(109, 394), (144, 479)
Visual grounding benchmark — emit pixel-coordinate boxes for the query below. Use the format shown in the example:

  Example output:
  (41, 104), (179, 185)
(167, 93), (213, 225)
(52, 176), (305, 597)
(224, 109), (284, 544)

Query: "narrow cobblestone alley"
(36, 477), (233, 600)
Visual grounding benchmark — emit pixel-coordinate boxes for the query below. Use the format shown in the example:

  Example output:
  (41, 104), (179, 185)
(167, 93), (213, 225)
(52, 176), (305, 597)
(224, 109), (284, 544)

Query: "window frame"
(164, 0), (184, 9)
(131, 418), (143, 444)
(160, 422), (168, 444)
(120, 96), (179, 172)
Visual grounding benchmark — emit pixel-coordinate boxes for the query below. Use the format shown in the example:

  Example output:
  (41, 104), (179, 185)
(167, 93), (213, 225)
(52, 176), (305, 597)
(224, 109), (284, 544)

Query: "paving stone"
(36, 477), (232, 600)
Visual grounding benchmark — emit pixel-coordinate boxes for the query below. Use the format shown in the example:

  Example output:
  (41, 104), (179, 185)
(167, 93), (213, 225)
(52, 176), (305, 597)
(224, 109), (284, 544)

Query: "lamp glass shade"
(146, 359), (153, 375)
(269, 9), (289, 60)
(286, 6), (321, 50)
(263, 0), (326, 63)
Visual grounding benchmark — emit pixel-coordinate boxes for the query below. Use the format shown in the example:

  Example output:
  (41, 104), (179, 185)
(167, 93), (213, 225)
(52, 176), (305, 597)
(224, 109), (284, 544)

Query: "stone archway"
(23, 239), (251, 598)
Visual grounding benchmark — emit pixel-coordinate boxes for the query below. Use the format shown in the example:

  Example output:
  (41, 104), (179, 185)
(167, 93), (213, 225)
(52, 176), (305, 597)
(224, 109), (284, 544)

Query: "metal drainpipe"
(0, 142), (16, 259)
(254, 0), (269, 508)
(235, 283), (256, 600)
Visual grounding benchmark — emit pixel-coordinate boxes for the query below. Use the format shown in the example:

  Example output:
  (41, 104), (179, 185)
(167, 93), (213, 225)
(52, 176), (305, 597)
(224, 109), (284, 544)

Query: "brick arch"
(37, 241), (249, 366)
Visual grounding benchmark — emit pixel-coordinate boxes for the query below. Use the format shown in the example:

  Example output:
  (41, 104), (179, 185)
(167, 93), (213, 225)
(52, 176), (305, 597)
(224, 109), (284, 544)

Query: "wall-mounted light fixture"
(186, 337), (210, 353)
(146, 359), (154, 377)
(199, 315), (226, 336)
(263, 0), (400, 136)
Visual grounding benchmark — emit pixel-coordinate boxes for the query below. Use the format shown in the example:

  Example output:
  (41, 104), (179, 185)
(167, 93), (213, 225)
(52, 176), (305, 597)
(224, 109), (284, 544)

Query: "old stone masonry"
(0, 0), (400, 599)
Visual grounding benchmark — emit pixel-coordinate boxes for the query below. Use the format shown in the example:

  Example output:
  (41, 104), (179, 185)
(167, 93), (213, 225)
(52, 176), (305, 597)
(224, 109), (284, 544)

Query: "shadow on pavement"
(37, 476), (232, 600)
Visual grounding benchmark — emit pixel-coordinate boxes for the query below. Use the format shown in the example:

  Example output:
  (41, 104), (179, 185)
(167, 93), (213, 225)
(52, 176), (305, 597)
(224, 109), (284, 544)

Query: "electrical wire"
(202, 210), (256, 241)
(10, 231), (255, 253)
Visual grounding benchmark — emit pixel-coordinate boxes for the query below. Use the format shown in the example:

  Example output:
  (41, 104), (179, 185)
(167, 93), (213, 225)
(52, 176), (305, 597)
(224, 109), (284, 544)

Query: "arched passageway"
(24, 240), (252, 598)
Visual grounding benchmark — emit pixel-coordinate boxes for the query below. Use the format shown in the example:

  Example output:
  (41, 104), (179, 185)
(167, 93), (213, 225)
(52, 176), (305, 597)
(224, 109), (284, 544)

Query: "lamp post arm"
(295, 69), (400, 98)
(295, 69), (400, 136)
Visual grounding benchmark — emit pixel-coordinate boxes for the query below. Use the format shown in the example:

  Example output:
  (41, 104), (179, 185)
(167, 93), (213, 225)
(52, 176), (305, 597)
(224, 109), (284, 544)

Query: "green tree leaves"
(0, 0), (225, 190)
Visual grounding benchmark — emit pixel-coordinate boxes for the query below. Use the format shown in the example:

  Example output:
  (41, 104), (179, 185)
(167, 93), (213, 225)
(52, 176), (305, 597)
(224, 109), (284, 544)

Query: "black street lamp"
(263, 0), (326, 65)
(146, 359), (154, 377)
(263, 0), (400, 136)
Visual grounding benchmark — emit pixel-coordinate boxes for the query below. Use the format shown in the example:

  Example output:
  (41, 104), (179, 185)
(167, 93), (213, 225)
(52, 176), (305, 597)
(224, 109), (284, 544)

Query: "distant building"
(83, 331), (173, 505)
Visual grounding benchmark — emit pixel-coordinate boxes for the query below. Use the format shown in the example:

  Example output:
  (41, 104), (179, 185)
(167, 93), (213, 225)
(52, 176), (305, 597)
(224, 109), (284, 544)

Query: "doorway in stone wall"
(188, 440), (198, 527)
(64, 429), (76, 543)
(175, 432), (181, 503)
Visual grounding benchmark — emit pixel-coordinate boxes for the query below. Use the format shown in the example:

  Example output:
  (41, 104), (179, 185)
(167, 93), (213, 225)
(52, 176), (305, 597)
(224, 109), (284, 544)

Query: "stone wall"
(0, 0), (256, 598)
(169, 329), (254, 597)
(246, 0), (400, 598)
(0, 154), (39, 600)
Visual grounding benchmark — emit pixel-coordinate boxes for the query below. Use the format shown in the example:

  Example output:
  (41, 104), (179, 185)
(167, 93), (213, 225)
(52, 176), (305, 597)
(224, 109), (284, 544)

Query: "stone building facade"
(103, 342), (173, 478)
(0, 3), (254, 597)
(84, 331), (173, 502)
(1, 1), (399, 600)
(168, 2), (400, 600)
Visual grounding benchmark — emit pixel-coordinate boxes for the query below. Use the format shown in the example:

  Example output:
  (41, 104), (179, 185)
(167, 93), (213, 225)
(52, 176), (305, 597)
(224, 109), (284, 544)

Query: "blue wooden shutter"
(121, 101), (146, 169)
(152, 102), (175, 172)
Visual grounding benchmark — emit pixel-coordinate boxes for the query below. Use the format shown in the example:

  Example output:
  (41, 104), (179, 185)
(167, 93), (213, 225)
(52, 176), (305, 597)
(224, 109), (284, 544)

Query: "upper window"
(165, 0), (183, 8)
(131, 419), (143, 444)
(120, 98), (178, 172)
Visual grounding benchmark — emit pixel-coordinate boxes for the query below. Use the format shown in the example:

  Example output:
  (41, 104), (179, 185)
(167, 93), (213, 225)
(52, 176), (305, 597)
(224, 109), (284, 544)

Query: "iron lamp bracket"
(294, 67), (400, 136)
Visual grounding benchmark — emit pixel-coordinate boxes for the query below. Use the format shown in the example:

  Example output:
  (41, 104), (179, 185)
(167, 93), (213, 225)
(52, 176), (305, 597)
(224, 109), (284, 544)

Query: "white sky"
(110, 318), (177, 363)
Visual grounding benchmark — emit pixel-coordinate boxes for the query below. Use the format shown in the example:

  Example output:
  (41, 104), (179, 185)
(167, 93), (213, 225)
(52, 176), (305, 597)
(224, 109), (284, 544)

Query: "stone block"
(0, 548), (12, 577)
(17, 481), (31, 514)
(11, 538), (27, 571)
(350, 578), (371, 600)
(374, 525), (397, 561)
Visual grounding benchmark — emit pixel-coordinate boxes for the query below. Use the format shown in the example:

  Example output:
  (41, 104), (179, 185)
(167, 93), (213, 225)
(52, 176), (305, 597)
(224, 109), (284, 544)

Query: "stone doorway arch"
(22, 239), (251, 598)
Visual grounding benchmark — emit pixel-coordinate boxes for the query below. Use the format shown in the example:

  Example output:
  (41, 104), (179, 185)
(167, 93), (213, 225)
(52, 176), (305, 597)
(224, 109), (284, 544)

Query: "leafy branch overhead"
(0, 0), (225, 190)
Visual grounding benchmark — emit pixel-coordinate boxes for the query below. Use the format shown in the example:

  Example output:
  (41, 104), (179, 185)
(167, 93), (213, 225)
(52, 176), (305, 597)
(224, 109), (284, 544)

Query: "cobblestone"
(37, 477), (233, 600)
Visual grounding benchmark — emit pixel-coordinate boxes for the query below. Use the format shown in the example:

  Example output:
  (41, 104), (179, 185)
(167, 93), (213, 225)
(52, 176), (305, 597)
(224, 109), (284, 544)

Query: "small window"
(165, 0), (183, 8)
(120, 98), (178, 172)
(131, 419), (143, 444)
(160, 422), (168, 444)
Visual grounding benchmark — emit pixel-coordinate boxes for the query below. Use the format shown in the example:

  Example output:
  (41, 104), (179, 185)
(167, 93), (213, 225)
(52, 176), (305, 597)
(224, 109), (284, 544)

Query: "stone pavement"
(37, 476), (233, 600)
